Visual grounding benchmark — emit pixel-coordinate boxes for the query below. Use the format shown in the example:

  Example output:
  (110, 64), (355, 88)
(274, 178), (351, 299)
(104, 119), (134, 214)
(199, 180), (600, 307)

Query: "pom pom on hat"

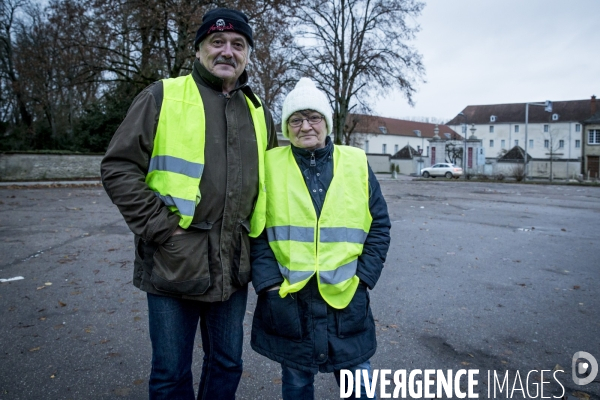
(281, 78), (333, 138)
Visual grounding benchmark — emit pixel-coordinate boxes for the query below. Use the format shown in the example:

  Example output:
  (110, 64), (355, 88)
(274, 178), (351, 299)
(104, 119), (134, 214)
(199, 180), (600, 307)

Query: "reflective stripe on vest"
(146, 74), (268, 233)
(265, 145), (372, 309)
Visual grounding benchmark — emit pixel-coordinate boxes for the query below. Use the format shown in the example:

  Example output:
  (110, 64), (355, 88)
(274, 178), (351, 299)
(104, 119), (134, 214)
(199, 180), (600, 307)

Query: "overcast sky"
(373, 0), (600, 123)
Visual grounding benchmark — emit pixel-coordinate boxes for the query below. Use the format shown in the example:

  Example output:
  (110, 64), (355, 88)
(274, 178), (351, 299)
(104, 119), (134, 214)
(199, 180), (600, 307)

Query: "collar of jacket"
(192, 59), (261, 109)
(291, 136), (333, 165)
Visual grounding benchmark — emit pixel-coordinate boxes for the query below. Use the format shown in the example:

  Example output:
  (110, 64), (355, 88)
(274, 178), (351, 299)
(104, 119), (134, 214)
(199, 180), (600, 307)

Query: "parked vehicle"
(420, 163), (463, 178)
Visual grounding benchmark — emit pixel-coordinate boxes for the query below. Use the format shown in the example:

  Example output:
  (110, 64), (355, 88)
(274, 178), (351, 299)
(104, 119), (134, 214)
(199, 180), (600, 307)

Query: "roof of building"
(391, 144), (420, 160)
(583, 110), (600, 124)
(498, 146), (532, 162)
(348, 113), (462, 140)
(446, 97), (598, 125)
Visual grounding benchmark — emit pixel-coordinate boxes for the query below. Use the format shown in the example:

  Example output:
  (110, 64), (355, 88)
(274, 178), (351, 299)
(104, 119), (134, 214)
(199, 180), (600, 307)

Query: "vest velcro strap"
(149, 155), (204, 178)
(319, 259), (357, 285)
(278, 263), (314, 284)
(154, 192), (196, 217)
(267, 225), (314, 242)
(319, 227), (368, 244)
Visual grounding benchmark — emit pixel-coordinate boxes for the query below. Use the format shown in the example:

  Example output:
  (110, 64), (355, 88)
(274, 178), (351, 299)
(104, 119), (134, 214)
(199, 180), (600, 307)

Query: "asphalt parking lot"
(1, 179), (599, 400)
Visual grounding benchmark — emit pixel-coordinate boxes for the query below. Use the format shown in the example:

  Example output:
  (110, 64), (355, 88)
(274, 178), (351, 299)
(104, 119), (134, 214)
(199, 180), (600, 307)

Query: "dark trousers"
(146, 286), (248, 400)
(281, 360), (375, 400)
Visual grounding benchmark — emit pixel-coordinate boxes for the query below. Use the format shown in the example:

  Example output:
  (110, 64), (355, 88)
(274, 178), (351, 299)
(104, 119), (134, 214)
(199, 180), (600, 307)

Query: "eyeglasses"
(288, 115), (323, 127)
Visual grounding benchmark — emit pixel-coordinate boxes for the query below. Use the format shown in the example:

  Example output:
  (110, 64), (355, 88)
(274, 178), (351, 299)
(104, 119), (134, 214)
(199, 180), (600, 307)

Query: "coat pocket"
(259, 291), (303, 341)
(150, 229), (210, 296)
(231, 219), (252, 287)
(135, 236), (155, 283)
(336, 283), (370, 338)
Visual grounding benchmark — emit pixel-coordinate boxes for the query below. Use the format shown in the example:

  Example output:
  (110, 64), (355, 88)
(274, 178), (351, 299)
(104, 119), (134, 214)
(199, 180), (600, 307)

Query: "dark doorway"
(588, 155), (599, 178)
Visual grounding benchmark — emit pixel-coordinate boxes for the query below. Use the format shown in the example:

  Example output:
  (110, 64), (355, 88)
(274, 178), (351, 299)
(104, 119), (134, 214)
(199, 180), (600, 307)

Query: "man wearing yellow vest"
(101, 8), (277, 400)
(250, 78), (391, 399)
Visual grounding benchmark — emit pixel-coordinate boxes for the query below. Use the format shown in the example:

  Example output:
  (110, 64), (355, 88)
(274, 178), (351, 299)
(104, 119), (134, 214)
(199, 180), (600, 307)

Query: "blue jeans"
(281, 360), (376, 400)
(146, 286), (248, 400)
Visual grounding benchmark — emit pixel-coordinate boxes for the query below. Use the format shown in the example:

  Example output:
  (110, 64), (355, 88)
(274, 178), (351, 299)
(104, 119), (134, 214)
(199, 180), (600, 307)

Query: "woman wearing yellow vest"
(250, 78), (391, 399)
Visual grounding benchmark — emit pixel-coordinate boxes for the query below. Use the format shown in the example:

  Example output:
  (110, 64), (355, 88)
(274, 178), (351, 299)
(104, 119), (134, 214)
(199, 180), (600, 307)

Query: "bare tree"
(291, 0), (425, 144)
(445, 142), (462, 165)
(7, 0), (113, 147)
(510, 163), (526, 182)
(402, 116), (448, 125)
(81, 0), (208, 87)
(343, 110), (378, 146)
(0, 0), (296, 151)
(542, 128), (566, 182)
(0, 0), (33, 130)
(82, 0), (295, 94)
(242, 0), (297, 121)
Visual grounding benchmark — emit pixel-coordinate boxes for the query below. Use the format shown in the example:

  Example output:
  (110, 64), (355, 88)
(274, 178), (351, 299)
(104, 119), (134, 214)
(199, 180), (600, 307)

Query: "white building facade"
(446, 97), (598, 178)
(452, 119), (582, 161)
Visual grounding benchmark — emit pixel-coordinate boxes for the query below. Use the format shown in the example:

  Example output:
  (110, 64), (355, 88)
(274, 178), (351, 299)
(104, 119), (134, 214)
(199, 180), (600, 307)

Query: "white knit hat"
(281, 78), (333, 138)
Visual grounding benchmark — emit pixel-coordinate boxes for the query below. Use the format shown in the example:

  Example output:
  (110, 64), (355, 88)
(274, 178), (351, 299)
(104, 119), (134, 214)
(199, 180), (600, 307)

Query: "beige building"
(446, 96), (599, 179)
(582, 99), (600, 178)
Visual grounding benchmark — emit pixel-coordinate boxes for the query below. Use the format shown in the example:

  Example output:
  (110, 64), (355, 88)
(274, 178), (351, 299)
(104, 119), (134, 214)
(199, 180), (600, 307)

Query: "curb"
(0, 180), (102, 188)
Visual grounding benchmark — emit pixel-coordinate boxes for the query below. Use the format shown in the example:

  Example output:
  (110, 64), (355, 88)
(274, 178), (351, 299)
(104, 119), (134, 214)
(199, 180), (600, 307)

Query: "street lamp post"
(469, 124), (477, 172)
(458, 112), (468, 178)
(413, 130), (424, 174)
(413, 130), (424, 155)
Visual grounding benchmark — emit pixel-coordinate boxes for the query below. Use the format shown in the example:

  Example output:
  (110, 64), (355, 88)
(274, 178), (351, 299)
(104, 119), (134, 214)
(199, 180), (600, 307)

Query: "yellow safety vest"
(265, 145), (372, 309)
(146, 74), (268, 236)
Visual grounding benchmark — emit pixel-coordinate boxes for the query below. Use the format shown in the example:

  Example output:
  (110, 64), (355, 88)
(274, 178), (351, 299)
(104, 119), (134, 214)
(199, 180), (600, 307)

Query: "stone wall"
(366, 153), (391, 173)
(492, 159), (581, 180)
(0, 153), (103, 181)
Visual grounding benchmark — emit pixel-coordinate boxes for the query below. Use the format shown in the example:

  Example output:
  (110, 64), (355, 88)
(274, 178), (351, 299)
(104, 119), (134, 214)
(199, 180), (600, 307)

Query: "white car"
(420, 163), (463, 179)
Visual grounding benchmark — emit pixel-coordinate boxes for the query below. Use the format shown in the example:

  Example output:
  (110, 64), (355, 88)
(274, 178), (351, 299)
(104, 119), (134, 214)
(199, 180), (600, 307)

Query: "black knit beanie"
(194, 8), (254, 49)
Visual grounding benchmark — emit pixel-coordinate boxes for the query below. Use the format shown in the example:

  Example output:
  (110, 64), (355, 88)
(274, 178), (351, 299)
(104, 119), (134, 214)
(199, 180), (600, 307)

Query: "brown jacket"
(101, 60), (278, 302)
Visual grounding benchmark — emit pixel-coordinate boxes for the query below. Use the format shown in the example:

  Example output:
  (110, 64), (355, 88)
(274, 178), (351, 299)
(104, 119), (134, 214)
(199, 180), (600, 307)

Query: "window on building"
(544, 139), (549, 148)
(529, 139), (534, 149)
(514, 140), (519, 147)
(501, 139), (505, 148)
(382, 144), (387, 154)
(394, 144), (399, 153)
(589, 130), (600, 144)
(365, 140), (369, 153)
(559, 140), (564, 148)
(544, 124), (549, 132)
(379, 126), (387, 134)
(575, 140), (581, 148)
(552, 113), (559, 121)
(489, 126), (494, 133)
(514, 125), (520, 133)
(576, 124), (581, 132)
(489, 140), (494, 147)
(490, 115), (496, 122)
